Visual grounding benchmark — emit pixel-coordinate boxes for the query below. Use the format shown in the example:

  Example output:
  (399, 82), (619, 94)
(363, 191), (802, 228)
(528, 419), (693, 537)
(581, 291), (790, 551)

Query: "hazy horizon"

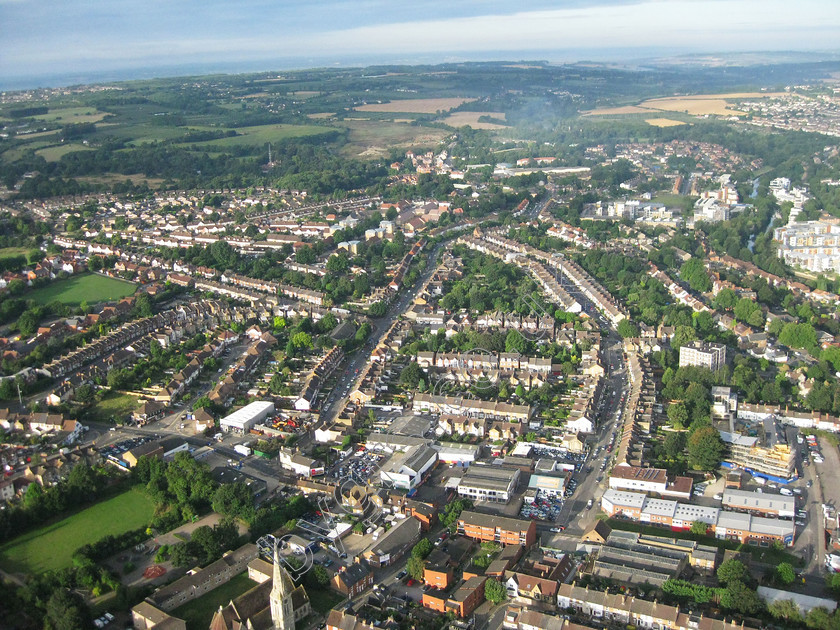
(2, 0), (840, 91)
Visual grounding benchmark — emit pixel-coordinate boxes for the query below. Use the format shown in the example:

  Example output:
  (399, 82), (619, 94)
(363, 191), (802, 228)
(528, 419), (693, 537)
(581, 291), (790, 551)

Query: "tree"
(687, 426), (725, 471)
(719, 580), (762, 615)
(326, 253), (349, 273)
(825, 572), (840, 595)
(617, 319), (640, 339)
(441, 498), (472, 530)
(368, 301), (387, 317)
(134, 293), (154, 318)
(805, 606), (834, 630)
(296, 246), (315, 264)
(666, 403), (689, 429)
(23, 481), (45, 512)
(714, 288), (738, 310)
(309, 565), (330, 587)
(717, 558), (748, 585)
(412, 538), (433, 559)
(16, 309), (39, 337)
(45, 588), (88, 630)
(107, 367), (132, 390)
(671, 325), (697, 350)
(407, 555), (425, 581)
(768, 598), (803, 623)
(212, 482), (254, 520)
(485, 579), (507, 605)
(663, 431), (687, 458)
(689, 520), (708, 536)
(291, 332), (313, 349)
(680, 258), (712, 293)
(400, 362), (423, 388)
(774, 562), (797, 585)
(505, 329), (527, 354)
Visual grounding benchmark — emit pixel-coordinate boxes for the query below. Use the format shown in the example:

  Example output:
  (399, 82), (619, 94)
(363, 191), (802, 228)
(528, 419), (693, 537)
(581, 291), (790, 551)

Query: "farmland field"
(0, 489), (155, 574)
(28, 273), (137, 306)
(173, 572), (257, 630)
(176, 123), (335, 148)
(645, 118), (687, 127)
(33, 106), (111, 124)
(586, 91), (787, 117)
(583, 105), (651, 116)
(355, 97), (476, 114)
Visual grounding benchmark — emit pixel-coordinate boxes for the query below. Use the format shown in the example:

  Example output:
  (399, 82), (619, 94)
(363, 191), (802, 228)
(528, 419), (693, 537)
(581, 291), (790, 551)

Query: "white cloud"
(1, 0), (838, 81)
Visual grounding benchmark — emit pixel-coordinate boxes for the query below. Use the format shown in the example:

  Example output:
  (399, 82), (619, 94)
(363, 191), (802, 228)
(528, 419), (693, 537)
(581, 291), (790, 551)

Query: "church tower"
(270, 543), (296, 630)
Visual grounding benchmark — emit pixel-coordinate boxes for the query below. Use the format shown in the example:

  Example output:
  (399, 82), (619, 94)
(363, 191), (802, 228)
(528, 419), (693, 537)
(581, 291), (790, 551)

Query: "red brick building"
(457, 511), (537, 548)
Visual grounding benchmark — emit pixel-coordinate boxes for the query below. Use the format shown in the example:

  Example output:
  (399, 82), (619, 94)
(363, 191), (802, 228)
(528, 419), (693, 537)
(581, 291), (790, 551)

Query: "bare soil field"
(584, 105), (650, 116)
(338, 120), (448, 158)
(442, 111), (508, 129)
(307, 112), (335, 119)
(640, 98), (745, 116)
(585, 92), (786, 117)
(355, 98), (476, 114)
(645, 118), (687, 127)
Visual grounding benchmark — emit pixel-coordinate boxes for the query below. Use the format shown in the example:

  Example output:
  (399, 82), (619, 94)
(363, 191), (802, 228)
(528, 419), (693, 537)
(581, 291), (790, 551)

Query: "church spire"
(270, 541), (296, 630)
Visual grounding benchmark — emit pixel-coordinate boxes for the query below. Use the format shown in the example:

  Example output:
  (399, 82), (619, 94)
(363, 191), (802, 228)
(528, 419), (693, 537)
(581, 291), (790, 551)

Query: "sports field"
(0, 489), (155, 574)
(29, 273), (137, 306)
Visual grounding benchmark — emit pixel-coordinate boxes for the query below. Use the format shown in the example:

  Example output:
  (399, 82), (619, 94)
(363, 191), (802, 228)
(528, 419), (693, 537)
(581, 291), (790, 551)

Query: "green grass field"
(178, 123), (334, 148)
(33, 107), (109, 124)
(173, 572), (257, 630)
(0, 247), (29, 260)
(0, 489), (155, 574)
(35, 143), (95, 162)
(86, 391), (140, 424)
(29, 273), (137, 306)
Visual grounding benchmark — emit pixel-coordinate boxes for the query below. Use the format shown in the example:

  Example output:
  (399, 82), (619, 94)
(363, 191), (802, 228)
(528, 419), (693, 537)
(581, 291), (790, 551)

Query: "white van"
(780, 487), (793, 496)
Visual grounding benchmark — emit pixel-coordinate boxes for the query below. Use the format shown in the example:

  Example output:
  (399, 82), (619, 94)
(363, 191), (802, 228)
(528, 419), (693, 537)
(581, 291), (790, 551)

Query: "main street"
(318, 240), (447, 424)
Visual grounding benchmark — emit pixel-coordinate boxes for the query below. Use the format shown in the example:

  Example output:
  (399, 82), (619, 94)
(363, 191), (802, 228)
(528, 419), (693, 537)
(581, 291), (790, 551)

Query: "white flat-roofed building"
(457, 465), (520, 503)
(715, 511), (795, 546)
(672, 503), (720, 529)
(379, 445), (438, 490)
(640, 498), (677, 525)
(601, 489), (646, 519)
(722, 489), (795, 518)
(365, 434), (427, 453)
(432, 441), (481, 464)
(527, 474), (566, 497)
(220, 401), (275, 434)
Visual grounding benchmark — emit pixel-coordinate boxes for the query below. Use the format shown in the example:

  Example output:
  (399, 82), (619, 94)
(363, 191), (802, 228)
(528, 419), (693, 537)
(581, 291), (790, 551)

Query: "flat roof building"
(220, 401), (275, 434)
(679, 341), (726, 371)
(380, 444), (438, 490)
(457, 510), (537, 548)
(456, 465), (519, 504)
(722, 489), (795, 517)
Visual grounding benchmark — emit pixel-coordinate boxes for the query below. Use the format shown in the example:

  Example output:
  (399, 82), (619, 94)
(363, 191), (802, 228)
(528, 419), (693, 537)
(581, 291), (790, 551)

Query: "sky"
(1, 0), (840, 89)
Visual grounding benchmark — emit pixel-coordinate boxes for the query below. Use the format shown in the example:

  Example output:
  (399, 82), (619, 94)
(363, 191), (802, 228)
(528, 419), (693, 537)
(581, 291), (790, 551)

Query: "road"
(318, 241), (447, 424)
